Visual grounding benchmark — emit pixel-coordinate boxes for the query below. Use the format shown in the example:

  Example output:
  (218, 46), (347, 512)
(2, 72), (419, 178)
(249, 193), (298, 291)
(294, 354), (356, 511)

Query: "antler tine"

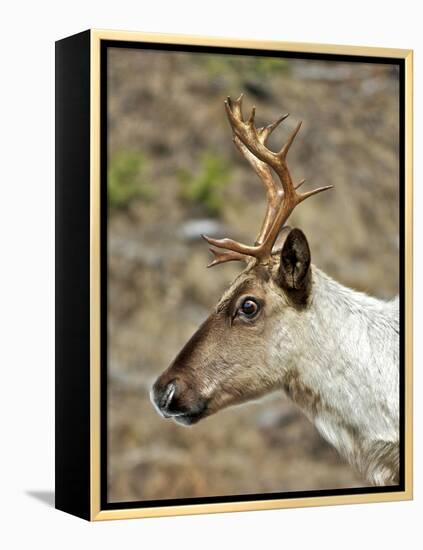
(228, 94), (244, 121)
(201, 234), (258, 258)
(205, 95), (333, 267)
(205, 247), (248, 268)
(280, 121), (302, 159)
(257, 113), (290, 144)
(298, 184), (334, 202)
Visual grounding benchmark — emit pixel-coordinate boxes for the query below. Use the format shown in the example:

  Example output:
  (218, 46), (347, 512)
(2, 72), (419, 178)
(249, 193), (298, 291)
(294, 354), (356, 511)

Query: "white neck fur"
(275, 267), (399, 485)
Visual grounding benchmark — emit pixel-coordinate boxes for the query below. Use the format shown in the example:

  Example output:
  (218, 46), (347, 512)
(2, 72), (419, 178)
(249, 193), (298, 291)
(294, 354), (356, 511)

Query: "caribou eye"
(239, 298), (260, 318)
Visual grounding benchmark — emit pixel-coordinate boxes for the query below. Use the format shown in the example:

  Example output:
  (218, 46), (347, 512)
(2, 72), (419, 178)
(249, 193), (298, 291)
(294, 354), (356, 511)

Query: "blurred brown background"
(107, 47), (399, 503)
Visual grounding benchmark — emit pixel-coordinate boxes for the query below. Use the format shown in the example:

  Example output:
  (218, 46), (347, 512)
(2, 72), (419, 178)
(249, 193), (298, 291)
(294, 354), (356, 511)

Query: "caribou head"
(151, 95), (332, 426)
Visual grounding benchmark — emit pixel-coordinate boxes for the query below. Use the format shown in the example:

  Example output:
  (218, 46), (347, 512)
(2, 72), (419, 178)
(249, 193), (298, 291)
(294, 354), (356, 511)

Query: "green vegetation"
(253, 57), (291, 77)
(178, 152), (231, 217)
(108, 150), (153, 210)
(199, 54), (290, 81)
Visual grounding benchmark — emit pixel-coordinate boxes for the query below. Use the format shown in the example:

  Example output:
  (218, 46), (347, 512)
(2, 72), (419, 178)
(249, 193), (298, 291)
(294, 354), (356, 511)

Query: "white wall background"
(0, 1), (420, 548)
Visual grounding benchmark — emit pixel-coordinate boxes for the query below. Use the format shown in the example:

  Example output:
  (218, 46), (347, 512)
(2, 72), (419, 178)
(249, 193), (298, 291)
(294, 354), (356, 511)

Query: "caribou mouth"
(172, 412), (205, 426)
(169, 402), (209, 426)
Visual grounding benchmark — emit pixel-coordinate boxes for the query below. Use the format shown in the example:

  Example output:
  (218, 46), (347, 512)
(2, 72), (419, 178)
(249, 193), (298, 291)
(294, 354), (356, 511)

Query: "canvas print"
(106, 46), (400, 504)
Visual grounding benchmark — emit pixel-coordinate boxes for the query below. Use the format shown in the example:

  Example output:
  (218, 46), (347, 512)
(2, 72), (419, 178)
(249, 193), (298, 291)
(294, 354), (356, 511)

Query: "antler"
(202, 94), (333, 267)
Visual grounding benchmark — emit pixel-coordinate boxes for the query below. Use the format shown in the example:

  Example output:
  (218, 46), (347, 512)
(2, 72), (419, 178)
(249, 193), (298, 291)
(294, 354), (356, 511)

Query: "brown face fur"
(151, 228), (311, 425)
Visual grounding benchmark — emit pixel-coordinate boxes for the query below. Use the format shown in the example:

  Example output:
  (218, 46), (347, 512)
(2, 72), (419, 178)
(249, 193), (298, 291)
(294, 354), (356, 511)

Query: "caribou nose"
(152, 379), (179, 417)
(160, 381), (177, 412)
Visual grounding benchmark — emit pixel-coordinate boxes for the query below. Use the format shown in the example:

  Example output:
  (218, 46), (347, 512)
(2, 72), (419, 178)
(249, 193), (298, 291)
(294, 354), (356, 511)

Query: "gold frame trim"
(89, 29), (413, 521)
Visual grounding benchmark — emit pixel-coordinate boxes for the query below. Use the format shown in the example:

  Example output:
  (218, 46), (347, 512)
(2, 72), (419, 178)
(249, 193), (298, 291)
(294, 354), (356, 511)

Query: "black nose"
(152, 379), (180, 417)
(151, 375), (208, 425)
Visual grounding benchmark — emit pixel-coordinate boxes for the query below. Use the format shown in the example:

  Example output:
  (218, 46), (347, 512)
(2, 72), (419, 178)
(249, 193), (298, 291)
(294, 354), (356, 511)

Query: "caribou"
(151, 95), (399, 486)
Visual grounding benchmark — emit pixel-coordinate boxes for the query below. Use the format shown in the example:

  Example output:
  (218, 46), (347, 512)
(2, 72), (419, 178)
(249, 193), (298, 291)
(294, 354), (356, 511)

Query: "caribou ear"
(277, 228), (311, 297)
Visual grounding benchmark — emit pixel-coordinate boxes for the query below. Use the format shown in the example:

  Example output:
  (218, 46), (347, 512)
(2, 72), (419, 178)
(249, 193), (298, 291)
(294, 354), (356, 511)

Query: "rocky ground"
(107, 47), (399, 502)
